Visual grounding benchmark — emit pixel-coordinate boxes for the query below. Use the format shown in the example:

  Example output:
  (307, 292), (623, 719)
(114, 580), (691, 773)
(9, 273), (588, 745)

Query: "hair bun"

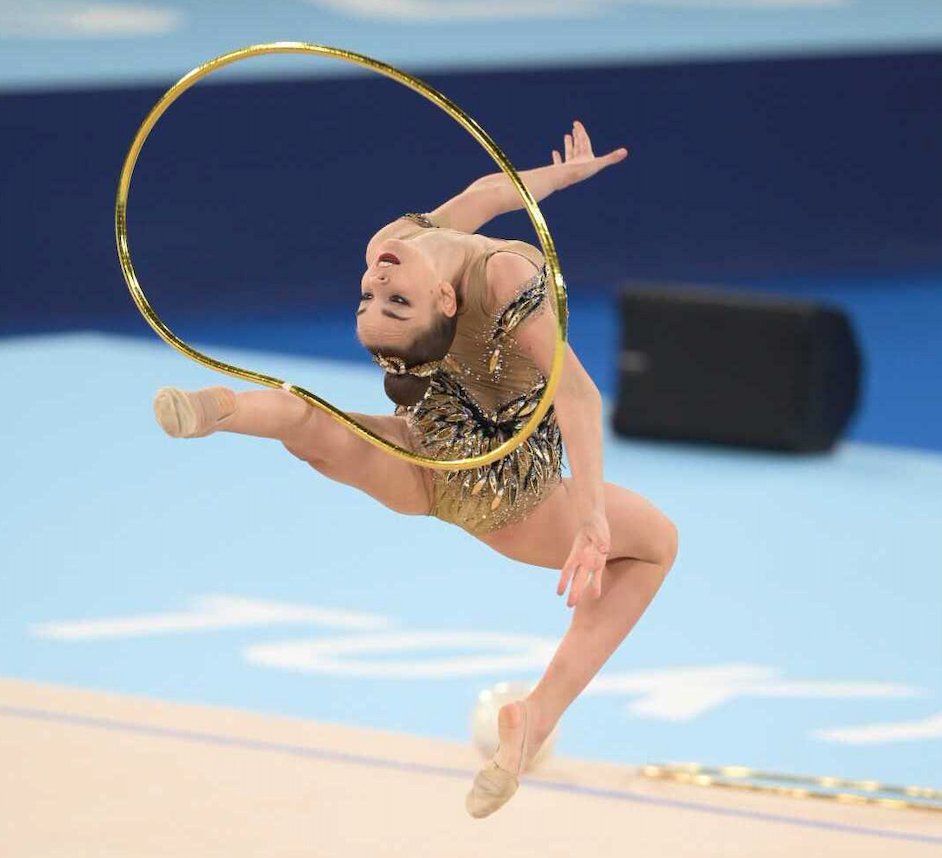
(384, 372), (430, 407)
(369, 309), (458, 407)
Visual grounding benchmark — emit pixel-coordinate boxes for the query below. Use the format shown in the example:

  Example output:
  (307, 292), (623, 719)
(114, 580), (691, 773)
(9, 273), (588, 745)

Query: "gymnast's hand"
(558, 510), (611, 607)
(551, 120), (628, 188)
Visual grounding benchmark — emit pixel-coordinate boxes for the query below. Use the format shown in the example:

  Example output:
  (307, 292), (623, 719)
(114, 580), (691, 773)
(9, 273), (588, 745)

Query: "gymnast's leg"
(478, 480), (679, 774)
(153, 385), (430, 514)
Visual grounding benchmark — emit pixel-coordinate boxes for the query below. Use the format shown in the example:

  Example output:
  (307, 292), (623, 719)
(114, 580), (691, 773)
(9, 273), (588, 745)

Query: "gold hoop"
(115, 42), (568, 471)
(641, 763), (942, 813)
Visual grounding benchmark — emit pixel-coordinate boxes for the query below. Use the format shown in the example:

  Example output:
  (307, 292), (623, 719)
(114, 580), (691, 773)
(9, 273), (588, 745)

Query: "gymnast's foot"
(153, 386), (236, 438)
(466, 699), (548, 819)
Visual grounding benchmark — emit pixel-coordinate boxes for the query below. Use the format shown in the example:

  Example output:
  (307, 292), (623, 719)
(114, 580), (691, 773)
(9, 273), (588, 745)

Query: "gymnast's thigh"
(285, 411), (432, 516)
(479, 479), (677, 570)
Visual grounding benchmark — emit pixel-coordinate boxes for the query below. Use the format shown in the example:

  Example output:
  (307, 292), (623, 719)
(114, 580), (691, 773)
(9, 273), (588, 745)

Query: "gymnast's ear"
(437, 281), (458, 318)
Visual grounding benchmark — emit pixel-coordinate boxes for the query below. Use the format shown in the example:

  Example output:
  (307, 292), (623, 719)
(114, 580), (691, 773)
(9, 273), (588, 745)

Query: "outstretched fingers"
(572, 120), (592, 158)
(552, 120), (629, 180)
(558, 541), (607, 608)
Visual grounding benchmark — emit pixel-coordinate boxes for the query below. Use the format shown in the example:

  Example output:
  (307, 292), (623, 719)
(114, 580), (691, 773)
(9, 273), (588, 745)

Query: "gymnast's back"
(388, 212), (564, 535)
(395, 211), (555, 410)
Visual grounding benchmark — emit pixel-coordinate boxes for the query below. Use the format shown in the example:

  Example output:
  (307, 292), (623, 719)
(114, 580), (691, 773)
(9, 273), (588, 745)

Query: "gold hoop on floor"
(641, 763), (942, 813)
(115, 42), (568, 471)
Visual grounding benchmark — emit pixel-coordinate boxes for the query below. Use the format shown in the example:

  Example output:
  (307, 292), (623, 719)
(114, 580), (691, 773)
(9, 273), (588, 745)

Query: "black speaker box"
(613, 284), (863, 453)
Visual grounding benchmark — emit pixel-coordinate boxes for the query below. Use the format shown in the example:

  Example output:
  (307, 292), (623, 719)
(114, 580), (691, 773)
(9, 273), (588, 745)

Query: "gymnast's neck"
(412, 228), (494, 303)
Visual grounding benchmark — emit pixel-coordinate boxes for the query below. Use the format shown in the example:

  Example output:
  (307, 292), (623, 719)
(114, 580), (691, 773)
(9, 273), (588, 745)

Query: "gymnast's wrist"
(553, 162), (582, 190)
(572, 485), (605, 522)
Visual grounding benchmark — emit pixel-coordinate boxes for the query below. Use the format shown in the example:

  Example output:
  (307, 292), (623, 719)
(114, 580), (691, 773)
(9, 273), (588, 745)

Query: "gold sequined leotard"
(398, 213), (565, 536)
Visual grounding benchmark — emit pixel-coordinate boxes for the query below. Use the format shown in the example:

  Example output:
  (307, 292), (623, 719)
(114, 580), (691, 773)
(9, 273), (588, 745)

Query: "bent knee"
(282, 440), (325, 470)
(660, 518), (679, 569)
(280, 409), (342, 469)
(281, 434), (323, 467)
(282, 438), (362, 489)
(282, 436), (352, 473)
(636, 513), (679, 570)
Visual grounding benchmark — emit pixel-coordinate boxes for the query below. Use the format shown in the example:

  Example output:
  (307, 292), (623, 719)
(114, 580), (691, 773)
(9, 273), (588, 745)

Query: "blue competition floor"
(70, 269), (942, 455)
(2, 331), (940, 788)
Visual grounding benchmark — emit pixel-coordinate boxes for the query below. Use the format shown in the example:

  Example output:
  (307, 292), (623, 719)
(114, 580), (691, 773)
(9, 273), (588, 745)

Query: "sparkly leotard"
(397, 213), (565, 536)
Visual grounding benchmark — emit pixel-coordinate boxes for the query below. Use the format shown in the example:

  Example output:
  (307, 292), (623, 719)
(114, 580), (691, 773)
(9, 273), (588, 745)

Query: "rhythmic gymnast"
(153, 120), (678, 818)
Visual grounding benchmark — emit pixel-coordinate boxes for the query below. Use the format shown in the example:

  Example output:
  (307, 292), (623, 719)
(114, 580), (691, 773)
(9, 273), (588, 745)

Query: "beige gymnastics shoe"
(153, 386), (235, 438)
(465, 700), (530, 819)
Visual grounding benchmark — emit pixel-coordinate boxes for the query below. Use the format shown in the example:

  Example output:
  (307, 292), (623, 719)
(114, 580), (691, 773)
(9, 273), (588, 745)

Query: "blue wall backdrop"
(2, 49), (940, 332)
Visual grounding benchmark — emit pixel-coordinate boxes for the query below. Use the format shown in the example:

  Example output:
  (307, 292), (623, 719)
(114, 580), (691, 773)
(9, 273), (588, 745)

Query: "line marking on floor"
(2, 704), (939, 845)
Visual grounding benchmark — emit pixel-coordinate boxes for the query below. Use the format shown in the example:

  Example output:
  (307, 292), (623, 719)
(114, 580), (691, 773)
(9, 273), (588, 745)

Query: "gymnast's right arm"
(426, 120), (627, 233)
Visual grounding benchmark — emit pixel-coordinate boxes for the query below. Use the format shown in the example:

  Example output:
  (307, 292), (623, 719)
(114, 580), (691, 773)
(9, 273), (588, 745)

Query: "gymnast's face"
(356, 237), (457, 351)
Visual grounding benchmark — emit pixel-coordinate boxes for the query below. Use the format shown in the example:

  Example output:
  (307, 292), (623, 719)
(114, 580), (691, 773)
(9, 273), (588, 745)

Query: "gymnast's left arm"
(489, 257), (610, 607)
(547, 344), (610, 607)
